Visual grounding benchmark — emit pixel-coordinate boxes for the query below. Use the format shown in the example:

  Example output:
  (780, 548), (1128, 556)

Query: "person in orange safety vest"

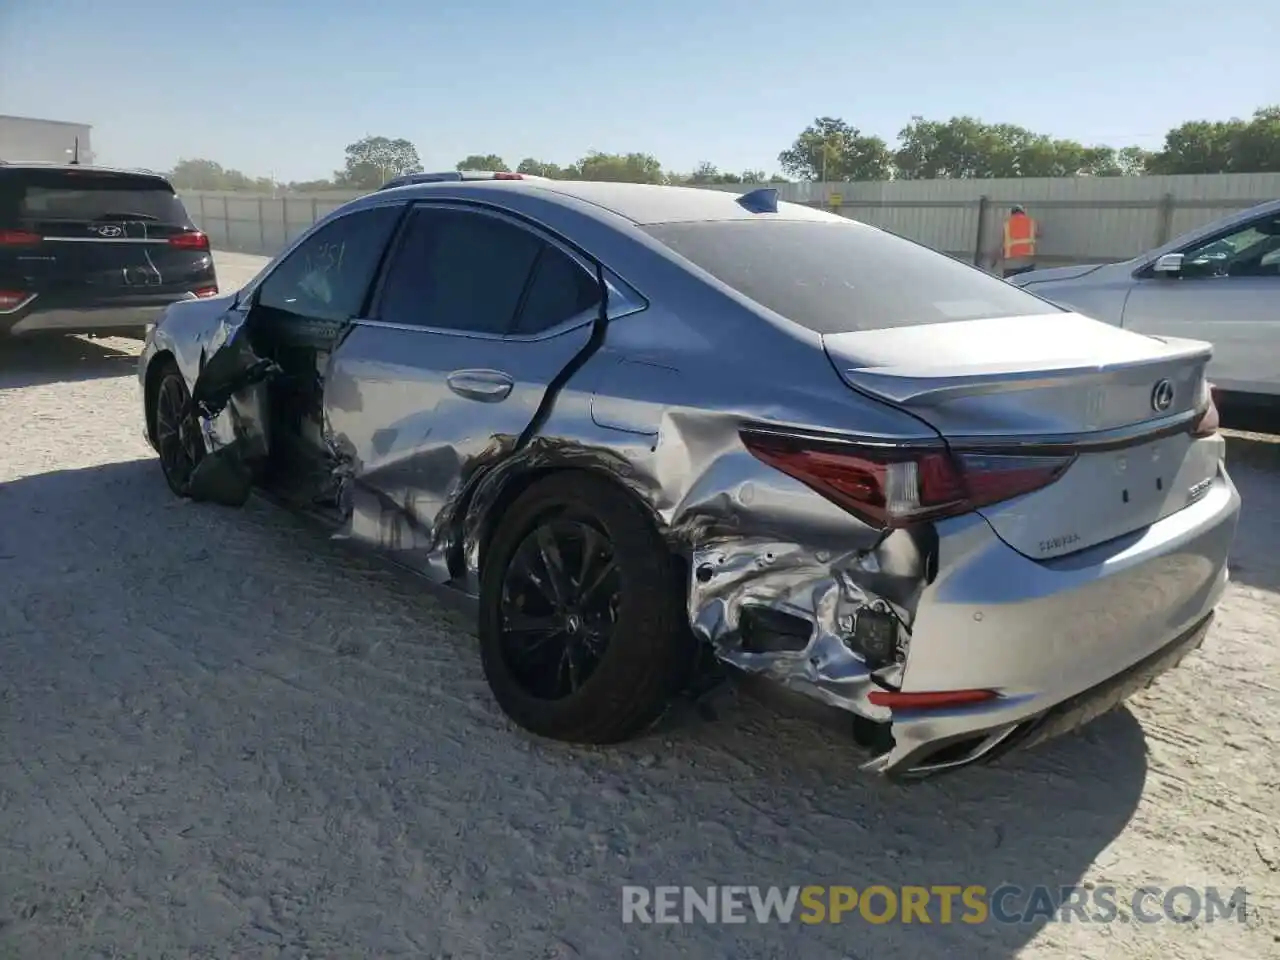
(995, 205), (1039, 278)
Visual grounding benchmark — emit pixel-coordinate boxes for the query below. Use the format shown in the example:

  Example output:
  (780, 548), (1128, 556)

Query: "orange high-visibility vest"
(1003, 213), (1037, 259)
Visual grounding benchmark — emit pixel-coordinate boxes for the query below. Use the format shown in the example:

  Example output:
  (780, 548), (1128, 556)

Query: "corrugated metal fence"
(182, 172), (1280, 264)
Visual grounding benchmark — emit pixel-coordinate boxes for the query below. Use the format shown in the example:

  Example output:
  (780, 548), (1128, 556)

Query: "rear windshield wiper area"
(92, 211), (161, 221)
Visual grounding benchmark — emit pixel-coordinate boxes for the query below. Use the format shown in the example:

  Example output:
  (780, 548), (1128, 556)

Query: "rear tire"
(150, 359), (204, 498)
(478, 472), (693, 744)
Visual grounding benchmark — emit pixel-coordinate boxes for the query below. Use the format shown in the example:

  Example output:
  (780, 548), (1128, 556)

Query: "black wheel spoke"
(579, 556), (618, 607)
(575, 525), (606, 596)
(503, 611), (559, 635)
(563, 643), (582, 694)
(507, 628), (564, 662)
(534, 524), (572, 606)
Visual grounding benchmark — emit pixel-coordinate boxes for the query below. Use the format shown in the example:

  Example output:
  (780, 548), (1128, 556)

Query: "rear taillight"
(194, 285), (219, 298)
(1193, 381), (1220, 438)
(0, 230), (41, 246)
(0, 289), (31, 311)
(169, 230), (209, 251)
(741, 431), (1074, 530)
(867, 688), (997, 710)
(492, 172), (524, 180)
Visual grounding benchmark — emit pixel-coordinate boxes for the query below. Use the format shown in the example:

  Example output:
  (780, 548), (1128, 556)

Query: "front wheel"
(151, 361), (205, 497)
(478, 472), (693, 744)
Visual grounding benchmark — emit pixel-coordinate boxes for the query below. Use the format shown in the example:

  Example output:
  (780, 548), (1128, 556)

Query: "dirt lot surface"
(0, 253), (1277, 958)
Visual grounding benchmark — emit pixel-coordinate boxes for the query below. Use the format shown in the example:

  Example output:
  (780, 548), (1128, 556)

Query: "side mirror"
(1152, 253), (1184, 276)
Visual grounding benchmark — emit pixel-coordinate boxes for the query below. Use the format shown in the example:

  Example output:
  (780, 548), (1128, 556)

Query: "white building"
(0, 114), (93, 164)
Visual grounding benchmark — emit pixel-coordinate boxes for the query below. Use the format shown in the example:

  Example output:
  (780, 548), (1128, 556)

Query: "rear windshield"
(0, 171), (192, 226)
(642, 219), (1061, 333)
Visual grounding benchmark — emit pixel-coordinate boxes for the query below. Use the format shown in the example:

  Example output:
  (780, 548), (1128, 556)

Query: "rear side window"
(512, 246), (600, 335)
(0, 170), (192, 226)
(642, 220), (1061, 333)
(378, 207), (544, 334)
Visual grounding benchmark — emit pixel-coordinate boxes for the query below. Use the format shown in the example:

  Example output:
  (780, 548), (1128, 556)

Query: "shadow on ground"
(0, 335), (140, 390)
(1222, 433), (1280, 594)
(0, 457), (1155, 959)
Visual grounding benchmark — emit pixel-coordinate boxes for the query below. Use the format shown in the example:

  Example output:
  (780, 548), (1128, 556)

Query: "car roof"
(380, 170), (550, 190)
(0, 161), (174, 184)
(381, 179), (841, 226)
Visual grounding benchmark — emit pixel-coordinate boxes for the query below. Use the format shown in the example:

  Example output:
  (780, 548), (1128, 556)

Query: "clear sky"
(2, 0), (1276, 180)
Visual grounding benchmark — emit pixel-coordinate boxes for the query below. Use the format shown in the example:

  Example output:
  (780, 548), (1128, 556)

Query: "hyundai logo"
(1151, 379), (1175, 412)
(96, 225), (123, 238)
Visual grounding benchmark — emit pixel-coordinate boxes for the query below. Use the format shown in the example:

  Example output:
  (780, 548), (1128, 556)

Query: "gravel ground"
(0, 254), (1277, 959)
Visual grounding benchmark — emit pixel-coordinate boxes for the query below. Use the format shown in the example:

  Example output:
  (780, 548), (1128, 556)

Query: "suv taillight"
(0, 289), (31, 311)
(741, 430), (1074, 530)
(169, 230), (209, 251)
(0, 230), (41, 246)
(492, 172), (524, 180)
(1193, 381), (1220, 438)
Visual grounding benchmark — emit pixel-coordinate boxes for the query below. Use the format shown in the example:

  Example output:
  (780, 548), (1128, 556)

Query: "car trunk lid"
(822, 313), (1219, 559)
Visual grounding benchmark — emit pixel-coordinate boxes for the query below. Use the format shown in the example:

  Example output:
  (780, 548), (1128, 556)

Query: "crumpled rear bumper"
(689, 462), (1239, 777)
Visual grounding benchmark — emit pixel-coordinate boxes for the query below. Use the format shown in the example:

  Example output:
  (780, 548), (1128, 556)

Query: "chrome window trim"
(356, 199), (647, 343)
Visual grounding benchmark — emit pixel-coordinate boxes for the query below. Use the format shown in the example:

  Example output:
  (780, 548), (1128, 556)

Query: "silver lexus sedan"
(137, 180), (1240, 778)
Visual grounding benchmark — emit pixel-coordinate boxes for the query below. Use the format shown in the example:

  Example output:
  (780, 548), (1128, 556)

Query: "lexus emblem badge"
(1151, 379), (1175, 413)
(96, 225), (123, 238)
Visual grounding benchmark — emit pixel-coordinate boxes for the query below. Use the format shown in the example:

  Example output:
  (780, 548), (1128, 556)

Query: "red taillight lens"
(0, 230), (41, 246)
(0, 289), (31, 310)
(194, 285), (219, 298)
(741, 431), (1074, 529)
(867, 688), (997, 710)
(1193, 381), (1220, 438)
(169, 230), (209, 250)
(492, 172), (524, 180)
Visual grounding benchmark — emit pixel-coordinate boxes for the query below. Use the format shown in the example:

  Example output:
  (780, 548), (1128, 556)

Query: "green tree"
(1148, 106), (1280, 174)
(778, 117), (892, 182)
(335, 136), (423, 189)
(287, 178), (337, 192)
(455, 154), (510, 172)
(168, 158), (273, 191)
(568, 151), (665, 183)
(893, 116), (1145, 179)
(894, 116), (1022, 178)
(1115, 146), (1155, 176)
(515, 157), (567, 178)
(1231, 105), (1280, 172)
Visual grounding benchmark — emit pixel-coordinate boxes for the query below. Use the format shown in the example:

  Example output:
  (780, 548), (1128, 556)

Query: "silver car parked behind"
(138, 180), (1240, 777)
(1011, 198), (1280, 402)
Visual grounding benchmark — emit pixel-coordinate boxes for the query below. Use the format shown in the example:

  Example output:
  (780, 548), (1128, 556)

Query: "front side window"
(257, 204), (402, 323)
(642, 219), (1060, 334)
(377, 207), (545, 334)
(1181, 213), (1280, 279)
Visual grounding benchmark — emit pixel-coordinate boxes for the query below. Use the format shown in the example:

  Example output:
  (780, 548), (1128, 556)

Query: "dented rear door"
(323, 203), (608, 567)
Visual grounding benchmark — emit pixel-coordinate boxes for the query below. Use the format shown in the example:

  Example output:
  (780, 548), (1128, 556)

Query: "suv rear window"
(0, 170), (192, 226)
(642, 219), (1060, 333)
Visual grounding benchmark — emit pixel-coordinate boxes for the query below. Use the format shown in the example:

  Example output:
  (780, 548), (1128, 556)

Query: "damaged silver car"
(138, 180), (1241, 777)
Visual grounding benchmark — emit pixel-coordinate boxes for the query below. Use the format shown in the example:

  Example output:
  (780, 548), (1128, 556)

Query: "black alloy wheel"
(154, 368), (204, 496)
(477, 472), (695, 744)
